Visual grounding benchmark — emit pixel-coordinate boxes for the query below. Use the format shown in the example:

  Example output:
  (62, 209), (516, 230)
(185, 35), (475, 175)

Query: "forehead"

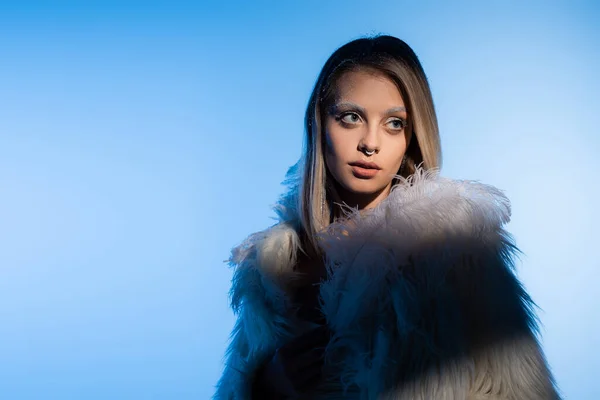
(333, 69), (405, 106)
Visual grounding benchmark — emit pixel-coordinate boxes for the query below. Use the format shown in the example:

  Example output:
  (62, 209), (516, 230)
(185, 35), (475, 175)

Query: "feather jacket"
(214, 169), (560, 399)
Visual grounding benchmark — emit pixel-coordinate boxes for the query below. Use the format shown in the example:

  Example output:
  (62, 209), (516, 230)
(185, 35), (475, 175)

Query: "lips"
(349, 161), (381, 179)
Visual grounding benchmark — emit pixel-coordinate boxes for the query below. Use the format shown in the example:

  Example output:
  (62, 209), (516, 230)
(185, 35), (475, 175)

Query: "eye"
(339, 112), (361, 124)
(386, 117), (407, 131)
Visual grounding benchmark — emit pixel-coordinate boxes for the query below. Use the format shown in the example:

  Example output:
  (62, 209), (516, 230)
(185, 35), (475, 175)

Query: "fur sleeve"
(452, 230), (561, 400)
(213, 226), (298, 399)
(214, 316), (254, 400)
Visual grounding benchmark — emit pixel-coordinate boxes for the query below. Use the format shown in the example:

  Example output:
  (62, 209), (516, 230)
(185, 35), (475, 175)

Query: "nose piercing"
(363, 149), (375, 156)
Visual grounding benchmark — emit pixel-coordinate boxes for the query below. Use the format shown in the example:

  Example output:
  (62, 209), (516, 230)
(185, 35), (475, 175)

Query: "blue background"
(0, 1), (598, 398)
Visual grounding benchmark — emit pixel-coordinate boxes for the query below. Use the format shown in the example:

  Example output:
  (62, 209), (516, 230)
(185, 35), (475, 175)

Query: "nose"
(358, 123), (380, 154)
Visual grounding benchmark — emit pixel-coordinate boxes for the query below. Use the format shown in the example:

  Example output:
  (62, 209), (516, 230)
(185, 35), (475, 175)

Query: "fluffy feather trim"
(217, 168), (560, 399)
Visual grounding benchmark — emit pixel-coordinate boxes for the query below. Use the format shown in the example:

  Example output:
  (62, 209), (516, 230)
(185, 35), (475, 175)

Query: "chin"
(342, 178), (387, 195)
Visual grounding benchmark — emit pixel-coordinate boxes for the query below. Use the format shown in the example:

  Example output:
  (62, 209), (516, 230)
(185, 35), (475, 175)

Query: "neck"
(331, 181), (392, 218)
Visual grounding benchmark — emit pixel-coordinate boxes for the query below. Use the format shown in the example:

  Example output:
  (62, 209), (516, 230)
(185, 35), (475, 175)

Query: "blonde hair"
(297, 35), (442, 253)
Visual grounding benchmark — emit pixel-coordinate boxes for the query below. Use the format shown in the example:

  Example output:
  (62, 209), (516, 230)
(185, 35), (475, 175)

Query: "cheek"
(324, 130), (335, 155)
(323, 126), (343, 161)
(324, 123), (354, 157)
(323, 129), (351, 183)
(382, 136), (409, 170)
(323, 131), (338, 173)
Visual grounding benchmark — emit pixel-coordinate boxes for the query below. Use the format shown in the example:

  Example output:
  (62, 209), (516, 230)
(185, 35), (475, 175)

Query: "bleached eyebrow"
(383, 106), (407, 115)
(330, 103), (407, 116)
(329, 102), (366, 115)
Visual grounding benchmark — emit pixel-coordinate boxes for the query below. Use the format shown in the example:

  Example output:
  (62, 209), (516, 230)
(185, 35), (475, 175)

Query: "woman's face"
(324, 69), (412, 209)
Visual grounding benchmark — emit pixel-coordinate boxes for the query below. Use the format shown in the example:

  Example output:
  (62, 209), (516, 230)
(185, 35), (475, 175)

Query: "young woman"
(214, 35), (561, 399)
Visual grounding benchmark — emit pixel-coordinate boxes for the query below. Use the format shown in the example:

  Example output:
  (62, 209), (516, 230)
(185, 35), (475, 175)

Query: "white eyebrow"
(384, 107), (407, 115)
(330, 103), (407, 116)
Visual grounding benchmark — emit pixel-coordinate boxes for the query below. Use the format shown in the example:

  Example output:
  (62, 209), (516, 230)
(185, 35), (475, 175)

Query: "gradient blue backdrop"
(1, 1), (598, 399)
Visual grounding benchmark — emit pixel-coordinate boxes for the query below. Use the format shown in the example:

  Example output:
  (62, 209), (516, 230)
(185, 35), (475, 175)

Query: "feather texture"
(214, 168), (560, 399)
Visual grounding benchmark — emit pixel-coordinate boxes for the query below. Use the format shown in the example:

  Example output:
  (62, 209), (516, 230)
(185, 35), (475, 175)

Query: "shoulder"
(387, 168), (511, 238)
(228, 222), (302, 313)
(230, 222), (301, 277)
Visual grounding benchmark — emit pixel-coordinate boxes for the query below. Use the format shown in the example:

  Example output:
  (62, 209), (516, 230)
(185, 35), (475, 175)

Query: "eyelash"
(336, 112), (407, 131)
